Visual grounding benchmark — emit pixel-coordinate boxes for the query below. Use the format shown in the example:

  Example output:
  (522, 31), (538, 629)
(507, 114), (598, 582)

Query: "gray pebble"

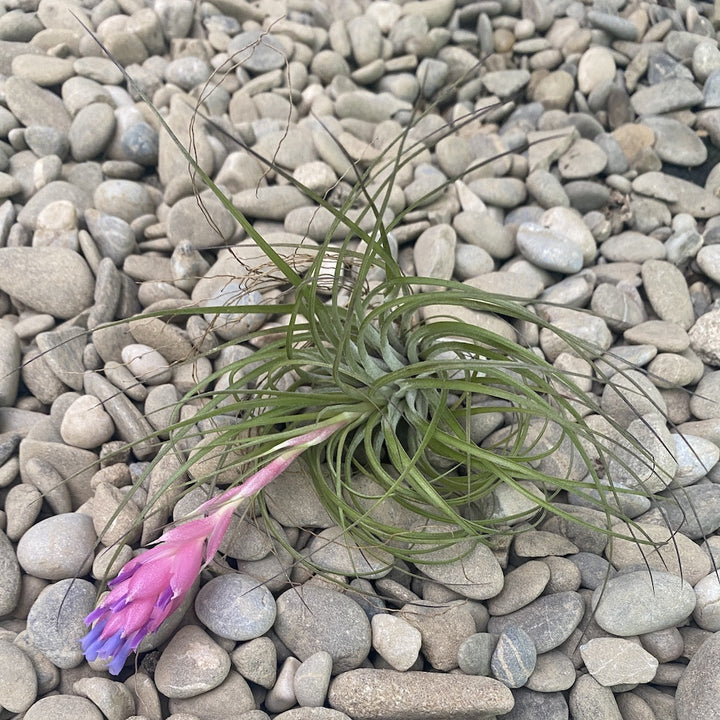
(0, 638), (37, 712)
(0, 247), (94, 319)
(231, 637), (277, 689)
(17, 512), (96, 580)
(491, 625), (537, 689)
(72, 677), (135, 720)
(195, 574), (276, 641)
(631, 78), (704, 115)
(26, 578), (96, 669)
(487, 591), (585, 654)
(328, 669), (514, 719)
(371, 614), (421, 672)
(592, 569), (696, 636)
(4, 76), (71, 132)
(569, 673), (622, 720)
(23, 695), (102, 720)
(0, 528), (20, 615)
(275, 585), (371, 674)
(85, 209), (137, 266)
(155, 624), (231, 699)
(516, 223), (584, 273)
(294, 651), (333, 708)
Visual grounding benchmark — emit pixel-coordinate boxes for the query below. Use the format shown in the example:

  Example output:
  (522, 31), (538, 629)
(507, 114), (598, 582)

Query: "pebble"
(17, 512), (96, 580)
(491, 626), (537, 688)
(195, 573), (276, 641)
(487, 592), (585, 654)
(120, 343), (172, 384)
(676, 630), (720, 719)
(457, 633), (495, 676)
(154, 624), (231, 699)
(0, 247), (94, 319)
(60, 394), (115, 449)
(72, 677), (135, 720)
(23, 695), (102, 720)
(231, 637), (277, 690)
(593, 569), (697, 636)
(411, 523), (504, 600)
(487, 560), (550, 615)
(84, 209), (137, 266)
(372, 613), (422, 672)
(580, 638), (659, 687)
(516, 223), (584, 273)
(164, 672), (256, 717)
(328, 669), (514, 720)
(0, 638), (37, 712)
(26, 577), (96, 669)
(293, 651), (334, 708)
(568, 673), (622, 720)
(275, 585), (371, 674)
(631, 78), (704, 115)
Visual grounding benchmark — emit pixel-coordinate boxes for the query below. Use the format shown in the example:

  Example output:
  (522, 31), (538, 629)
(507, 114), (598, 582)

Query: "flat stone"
(4, 75), (71, 132)
(17, 512), (96, 580)
(26, 578), (96, 669)
(195, 574), (276, 641)
(294, 651), (334, 708)
(23, 695), (102, 720)
(399, 600), (476, 671)
(569, 673), (622, 720)
(491, 626), (537, 688)
(275, 585), (371, 674)
(35, 326), (87, 391)
(487, 592), (585, 654)
(72, 677), (135, 720)
(689, 309), (720, 366)
(0, 638), (37, 713)
(328, 669), (514, 720)
(593, 569), (696, 636)
(154, 624), (231, 699)
(676, 632), (720, 719)
(411, 523), (504, 600)
(516, 222), (583, 274)
(487, 560), (550, 615)
(580, 638), (658, 686)
(304, 527), (394, 579)
(166, 671), (256, 718)
(0, 247), (93, 319)
(630, 78), (703, 115)
(0, 529), (21, 615)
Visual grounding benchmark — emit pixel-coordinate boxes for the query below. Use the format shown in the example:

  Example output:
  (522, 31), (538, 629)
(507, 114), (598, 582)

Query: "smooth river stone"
(592, 569), (696, 636)
(328, 669), (514, 720)
(0, 247), (94, 319)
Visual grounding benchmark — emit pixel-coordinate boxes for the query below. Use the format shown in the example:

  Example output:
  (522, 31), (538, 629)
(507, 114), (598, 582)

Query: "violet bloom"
(81, 415), (352, 675)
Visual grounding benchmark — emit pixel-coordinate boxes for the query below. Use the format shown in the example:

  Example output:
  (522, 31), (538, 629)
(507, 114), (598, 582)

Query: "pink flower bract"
(81, 415), (352, 675)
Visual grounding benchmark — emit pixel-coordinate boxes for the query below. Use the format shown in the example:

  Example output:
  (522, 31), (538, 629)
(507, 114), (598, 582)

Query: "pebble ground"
(1, 0), (720, 719)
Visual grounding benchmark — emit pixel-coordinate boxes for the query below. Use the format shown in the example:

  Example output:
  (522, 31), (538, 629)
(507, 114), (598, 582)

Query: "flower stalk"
(81, 413), (355, 675)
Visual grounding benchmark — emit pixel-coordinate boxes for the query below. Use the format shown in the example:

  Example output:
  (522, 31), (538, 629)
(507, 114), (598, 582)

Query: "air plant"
(79, 24), (684, 675)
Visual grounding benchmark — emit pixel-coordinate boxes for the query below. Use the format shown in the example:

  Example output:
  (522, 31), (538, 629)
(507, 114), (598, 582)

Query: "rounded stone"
(592, 570), (696, 636)
(0, 638), (37, 712)
(154, 625), (231, 699)
(491, 626), (537, 689)
(23, 695), (102, 720)
(60, 394), (115, 449)
(275, 585), (372, 674)
(26, 578), (96, 669)
(580, 637), (659, 687)
(412, 523), (504, 600)
(195, 573), (276, 641)
(93, 180), (154, 224)
(121, 343), (172, 384)
(17, 513), (96, 580)
(371, 614), (422, 672)
(487, 560), (550, 616)
(69, 102), (116, 162)
(676, 631), (720, 720)
(578, 46), (616, 95)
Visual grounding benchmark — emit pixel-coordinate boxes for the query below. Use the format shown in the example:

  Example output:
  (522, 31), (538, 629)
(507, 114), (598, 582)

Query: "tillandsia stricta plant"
(77, 21), (692, 674)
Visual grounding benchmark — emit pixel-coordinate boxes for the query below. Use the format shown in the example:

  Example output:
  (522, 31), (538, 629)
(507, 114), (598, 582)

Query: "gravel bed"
(1, 0), (720, 719)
